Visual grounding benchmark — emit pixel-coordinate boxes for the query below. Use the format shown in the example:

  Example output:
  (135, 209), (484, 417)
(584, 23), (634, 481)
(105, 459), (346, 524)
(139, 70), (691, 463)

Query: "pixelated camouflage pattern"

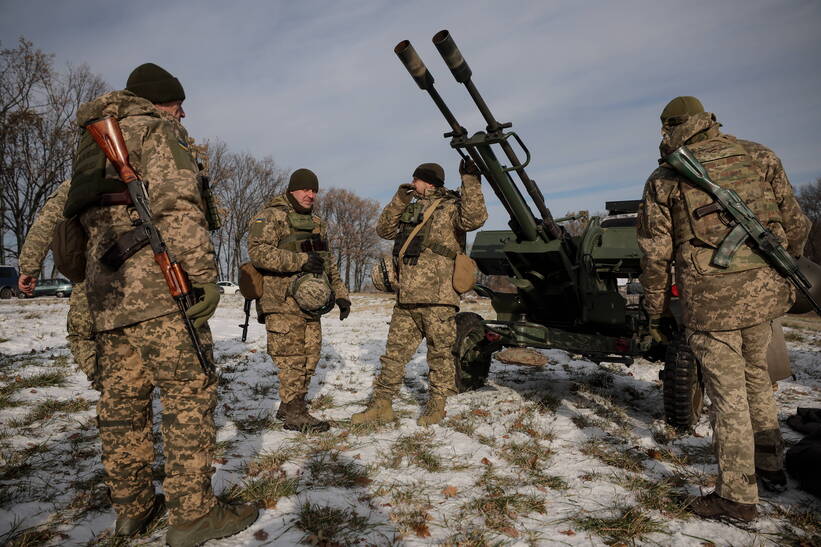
(372, 304), (458, 400)
(75, 90), (218, 332)
(265, 313), (321, 404)
(377, 174), (487, 307)
(638, 115), (811, 330)
(97, 313), (217, 525)
(18, 180), (71, 278)
(290, 273), (333, 313)
(687, 321), (783, 504)
(247, 194), (348, 318)
(17, 179), (97, 381)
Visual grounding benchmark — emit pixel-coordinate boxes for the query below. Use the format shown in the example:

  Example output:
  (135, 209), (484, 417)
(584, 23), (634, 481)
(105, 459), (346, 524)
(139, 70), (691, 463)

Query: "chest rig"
(393, 201), (432, 265)
(278, 211), (329, 254)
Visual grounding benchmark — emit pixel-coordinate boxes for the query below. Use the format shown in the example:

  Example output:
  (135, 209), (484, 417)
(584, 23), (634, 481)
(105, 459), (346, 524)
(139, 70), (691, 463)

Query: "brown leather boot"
(690, 492), (757, 522)
(276, 397), (330, 433)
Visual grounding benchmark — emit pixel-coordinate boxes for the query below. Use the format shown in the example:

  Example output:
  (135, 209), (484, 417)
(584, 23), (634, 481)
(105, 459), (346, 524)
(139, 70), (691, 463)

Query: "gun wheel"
(661, 335), (704, 431)
(454, 312), (493, 392)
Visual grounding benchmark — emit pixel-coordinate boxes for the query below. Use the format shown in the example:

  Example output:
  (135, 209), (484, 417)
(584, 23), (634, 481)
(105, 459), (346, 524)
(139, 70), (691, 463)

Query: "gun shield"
(395, 40), (434, 90)
(433, 30), (472, 83)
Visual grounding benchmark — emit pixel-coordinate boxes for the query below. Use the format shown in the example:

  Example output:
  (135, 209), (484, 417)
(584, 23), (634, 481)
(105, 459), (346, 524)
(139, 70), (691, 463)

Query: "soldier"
(69, 63), (257, 545)
(247, 169), (350, 432)
(18, 180), (96, 386)
(637, 96), (811, 521)
(352, 159), (487, 426)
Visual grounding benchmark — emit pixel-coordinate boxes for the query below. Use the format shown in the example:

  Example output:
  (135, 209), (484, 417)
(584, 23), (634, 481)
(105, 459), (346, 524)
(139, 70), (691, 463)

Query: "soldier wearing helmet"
(637, 96), (810, 521)
(247, 168), (350, 432)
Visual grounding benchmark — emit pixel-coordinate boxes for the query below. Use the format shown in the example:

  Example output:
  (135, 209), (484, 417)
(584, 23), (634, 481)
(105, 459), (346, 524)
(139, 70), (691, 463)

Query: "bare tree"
(797, 178), (821, 262)
(0, 38), (108, 266)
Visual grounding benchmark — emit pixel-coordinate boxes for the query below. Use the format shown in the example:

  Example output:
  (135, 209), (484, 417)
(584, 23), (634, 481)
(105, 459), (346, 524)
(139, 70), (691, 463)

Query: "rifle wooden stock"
(154, 253), (192, 299)
(84, 116), (139, 184)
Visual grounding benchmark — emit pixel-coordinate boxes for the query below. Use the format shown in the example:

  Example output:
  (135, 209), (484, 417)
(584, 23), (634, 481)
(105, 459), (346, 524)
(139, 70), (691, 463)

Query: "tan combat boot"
(115, 494), (165, 537)
(350, 398), (394, 425)
(690, 492), (757, 522)
(417, 396), (446, 426)
(165, 501), (259, 547)
(276, 397), (330, 433)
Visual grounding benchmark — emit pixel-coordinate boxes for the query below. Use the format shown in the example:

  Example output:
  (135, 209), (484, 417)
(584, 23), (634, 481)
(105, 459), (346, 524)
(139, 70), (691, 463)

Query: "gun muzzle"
(394, 40), (434, 90)
(433, 30), (472, 83)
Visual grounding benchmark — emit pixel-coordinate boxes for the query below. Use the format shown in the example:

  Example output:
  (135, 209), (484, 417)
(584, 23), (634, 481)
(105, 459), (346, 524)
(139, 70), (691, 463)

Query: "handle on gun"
(84, 116), (139, 184)
(240, 298), (252, 342)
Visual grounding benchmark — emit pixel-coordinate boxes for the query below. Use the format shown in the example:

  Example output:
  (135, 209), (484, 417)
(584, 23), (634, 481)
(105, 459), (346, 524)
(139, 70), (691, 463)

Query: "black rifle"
(239, 298), (252, 342)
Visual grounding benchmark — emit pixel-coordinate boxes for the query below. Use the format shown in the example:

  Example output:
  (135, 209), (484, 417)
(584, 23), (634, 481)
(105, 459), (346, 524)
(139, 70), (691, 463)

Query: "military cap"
(126, 63), (185, 104)
(413, 163), (445, 187)
(660, 96), (704, 125)
(288, 168), (319, 192)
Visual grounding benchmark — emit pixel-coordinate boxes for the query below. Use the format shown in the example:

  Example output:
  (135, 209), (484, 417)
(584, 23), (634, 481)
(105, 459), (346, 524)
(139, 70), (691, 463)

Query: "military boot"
(115, 494), (165, 537)
(417, 396), (446, 426)
(756, 467), (788, 493)
(276, 397), (330, 433)
(165, 501), (259, 547)
(350, 398), (394, 425)
(690, 492), (757, 522)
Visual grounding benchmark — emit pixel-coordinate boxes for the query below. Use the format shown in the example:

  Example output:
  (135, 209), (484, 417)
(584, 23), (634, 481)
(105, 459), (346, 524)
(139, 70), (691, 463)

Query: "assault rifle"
(665, 145), (821, 316)
(239, 298), (252, 342)
(84, 116), (214, 375)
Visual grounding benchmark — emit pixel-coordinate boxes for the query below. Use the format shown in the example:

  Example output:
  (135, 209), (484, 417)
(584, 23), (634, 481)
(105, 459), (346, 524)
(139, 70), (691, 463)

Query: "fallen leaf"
(559, 529), (576, 536)
(472, 409), (490, 416)
(68, 433), (81, 440)
(646, 448), (661, 460)
(253, 529), (269, 541)
(353, 453), (361, 460)
(250, 349), (257, 353)
(481, 457), (491, 465)
(213, 457), (228, 465)
(500, 527), (519, 538)
(30, 389), (37, 393)
(413, 524), (431, 538)
(441, 485), (458, 497)
(263, 498), (278, 509)
(700, 542), (715, 547)
(502, 435), (510, 439)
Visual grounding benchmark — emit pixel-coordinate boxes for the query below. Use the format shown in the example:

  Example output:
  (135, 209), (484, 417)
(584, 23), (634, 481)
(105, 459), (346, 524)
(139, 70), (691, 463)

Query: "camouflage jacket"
(247, 194), (348, 318)
(377, 173), (487, 307)
(19, 179), (71, 278)
(75, 90), (218, 332)
(638, 113), (810, 330)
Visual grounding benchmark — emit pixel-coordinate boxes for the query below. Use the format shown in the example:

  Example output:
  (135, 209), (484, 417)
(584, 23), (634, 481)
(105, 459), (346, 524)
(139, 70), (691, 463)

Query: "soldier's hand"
(648, 316), (667, 344)
(336, 298), (351, 321)
(18, 274), (36, 296)
(397, 183), (414, 204)
(301, 253), (325, 274)
(186, 282), (221, 328)
(459, 158), (481, 178)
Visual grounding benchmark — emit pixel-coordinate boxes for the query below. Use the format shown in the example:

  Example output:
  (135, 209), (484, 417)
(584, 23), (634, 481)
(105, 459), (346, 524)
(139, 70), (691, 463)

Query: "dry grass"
(384, 430), (443, 472)
(580, 440), (647, 474)
(572, 505), (668, 545)
(306, 450), (371, 488)
(294, 502), (374, 545)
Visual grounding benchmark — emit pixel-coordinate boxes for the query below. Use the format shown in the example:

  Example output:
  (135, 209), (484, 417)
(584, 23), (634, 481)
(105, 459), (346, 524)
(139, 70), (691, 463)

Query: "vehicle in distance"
(30, 278), (73, 298)
(0, 266), (18, 299)
(217, 280), (240, 295)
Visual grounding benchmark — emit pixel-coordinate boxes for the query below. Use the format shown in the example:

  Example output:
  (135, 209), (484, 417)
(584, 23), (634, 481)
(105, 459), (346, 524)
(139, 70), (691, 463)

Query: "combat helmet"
(370, 256), (397, 293)
(289, 273), (335, 317)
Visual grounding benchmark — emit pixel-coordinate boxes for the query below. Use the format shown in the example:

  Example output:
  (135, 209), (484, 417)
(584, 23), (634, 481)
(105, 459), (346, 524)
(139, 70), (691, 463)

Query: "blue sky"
(3, 0), (820, 231)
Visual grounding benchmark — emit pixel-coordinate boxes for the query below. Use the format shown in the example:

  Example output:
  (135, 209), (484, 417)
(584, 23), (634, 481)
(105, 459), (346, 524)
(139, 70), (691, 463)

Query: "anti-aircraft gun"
(394, 30), (794, 430)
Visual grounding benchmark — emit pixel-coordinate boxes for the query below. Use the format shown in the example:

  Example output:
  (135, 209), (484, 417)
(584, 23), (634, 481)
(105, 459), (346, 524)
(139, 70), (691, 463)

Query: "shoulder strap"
(398, 198), (443, 260)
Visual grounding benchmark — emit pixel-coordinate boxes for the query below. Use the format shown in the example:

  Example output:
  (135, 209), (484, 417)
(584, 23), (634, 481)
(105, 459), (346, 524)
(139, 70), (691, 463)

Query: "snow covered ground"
(0, 294), (819, 546)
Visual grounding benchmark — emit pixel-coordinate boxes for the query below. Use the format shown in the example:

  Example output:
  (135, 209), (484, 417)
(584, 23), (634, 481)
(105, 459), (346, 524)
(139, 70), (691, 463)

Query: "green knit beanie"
(413, 162), (445, 187)
(660, 96), (704, 125)
(288, 168), (319, 192)
(126, 63), (186, 104)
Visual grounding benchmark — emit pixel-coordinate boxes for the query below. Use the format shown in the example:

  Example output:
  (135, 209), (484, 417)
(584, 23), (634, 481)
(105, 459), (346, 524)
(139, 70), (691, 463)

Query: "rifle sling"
(398, 198), (443, 261)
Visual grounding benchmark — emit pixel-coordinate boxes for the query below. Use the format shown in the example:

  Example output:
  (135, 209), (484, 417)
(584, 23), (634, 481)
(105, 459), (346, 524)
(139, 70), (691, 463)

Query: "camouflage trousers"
(97, 313), (217, 525)
(66, 282), (97, 385)
(372, 304), (457, 400)
(265, 314), (321, 404)
(687, 321), (784, 504)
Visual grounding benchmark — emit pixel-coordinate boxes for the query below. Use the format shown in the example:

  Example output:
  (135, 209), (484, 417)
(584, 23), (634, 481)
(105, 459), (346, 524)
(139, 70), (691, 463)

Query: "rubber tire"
(454, 311), (492, 392)
(55, 291), (65, 298)
(0, 287), (12, 299)
(661, 335), (704, 430)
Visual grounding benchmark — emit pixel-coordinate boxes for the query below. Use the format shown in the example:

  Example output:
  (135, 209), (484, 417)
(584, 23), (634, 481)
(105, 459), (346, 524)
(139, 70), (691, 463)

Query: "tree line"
(1, 38), (385, 291)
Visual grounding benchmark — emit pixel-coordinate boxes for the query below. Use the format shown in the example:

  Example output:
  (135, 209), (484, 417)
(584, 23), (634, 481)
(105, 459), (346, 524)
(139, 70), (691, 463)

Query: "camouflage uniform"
(372, 172), (487, 401)
(73, 90), (219, 525)
(638, 111), (811, 504)
(247, 194), (348, 405)
(18, 180), (96, 382)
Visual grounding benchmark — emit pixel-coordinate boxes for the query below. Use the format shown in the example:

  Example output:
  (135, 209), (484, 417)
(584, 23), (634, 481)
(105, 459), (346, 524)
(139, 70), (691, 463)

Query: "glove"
(397, 183), (414, 204)
(185, 282), (221, 328)
(459, 158), (481, 177)
(301, 253), (324, 274)
(336, 298), (351, 321)
(648, 315), (667, 344)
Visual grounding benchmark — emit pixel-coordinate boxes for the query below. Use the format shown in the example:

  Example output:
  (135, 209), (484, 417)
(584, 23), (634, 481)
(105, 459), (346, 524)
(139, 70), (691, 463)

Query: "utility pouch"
(287, 212), (316, 232)
(52, 216), (88, 283)
(238, 262), (264, 300)
(100, 227), (150, 271)
(453, 253), (478, 294)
